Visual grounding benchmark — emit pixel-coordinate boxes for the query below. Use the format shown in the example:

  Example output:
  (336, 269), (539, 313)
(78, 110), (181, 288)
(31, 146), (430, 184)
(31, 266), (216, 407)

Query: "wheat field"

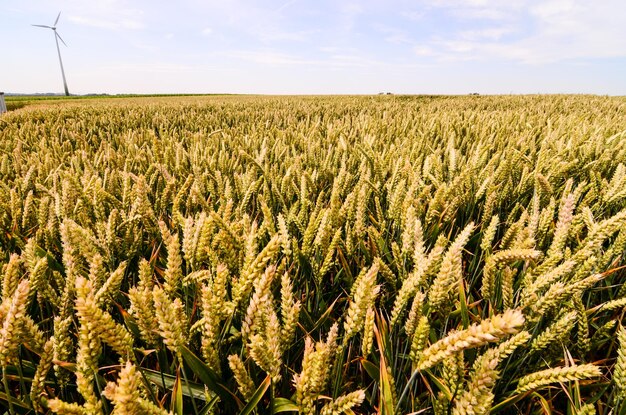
(1, 95), (626, 414)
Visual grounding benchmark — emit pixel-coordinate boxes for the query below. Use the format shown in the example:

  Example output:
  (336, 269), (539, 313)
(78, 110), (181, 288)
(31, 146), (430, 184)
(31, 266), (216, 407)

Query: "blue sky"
(1, 0), (626, 95)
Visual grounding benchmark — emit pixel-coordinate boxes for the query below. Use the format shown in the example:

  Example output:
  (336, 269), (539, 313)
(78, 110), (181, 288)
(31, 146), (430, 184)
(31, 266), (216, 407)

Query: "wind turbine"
(32, 12), (70, 96)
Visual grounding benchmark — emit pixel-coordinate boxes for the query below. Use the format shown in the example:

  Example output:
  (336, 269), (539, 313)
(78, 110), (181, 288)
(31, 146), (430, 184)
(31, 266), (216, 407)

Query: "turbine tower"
(33, 12), (70, 96)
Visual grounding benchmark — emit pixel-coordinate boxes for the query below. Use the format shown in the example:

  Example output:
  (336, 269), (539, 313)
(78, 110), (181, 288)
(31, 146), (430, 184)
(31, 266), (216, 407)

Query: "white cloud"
(99, 62), (204, 74)
(256, 28), (317, 42)
(401, 11), (425, 21)
(67, 15), (144, 30)
(188, 1), (316, 44)
(459, 27), (515, 41)
(274, 0), (298, 13)
(319, 46), (343, 53)
(130, 41), (159, 52)
(373, 24), (412, 44)
(227, 48), (427, 70)
(228, 50), (339, 67)
(413, 46), (436, 57)
(201, 27), (213, 36)
(427, 0), (525, 20)
(60, 0), (145, 31)
(413, 0), (626, 63)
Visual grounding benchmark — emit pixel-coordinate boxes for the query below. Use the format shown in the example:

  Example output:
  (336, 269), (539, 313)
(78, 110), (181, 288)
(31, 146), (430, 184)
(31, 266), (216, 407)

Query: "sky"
(1, 0), (626, 95)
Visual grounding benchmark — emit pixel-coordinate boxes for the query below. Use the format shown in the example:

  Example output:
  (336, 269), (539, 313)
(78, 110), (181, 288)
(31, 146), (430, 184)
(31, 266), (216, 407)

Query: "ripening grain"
(0, 94), (625, 414)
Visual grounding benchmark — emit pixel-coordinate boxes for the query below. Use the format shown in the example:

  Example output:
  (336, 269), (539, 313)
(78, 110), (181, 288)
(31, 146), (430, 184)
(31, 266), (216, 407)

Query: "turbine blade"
(54, 11), (61, 26)
(56, 31), (68, 47)
(32, 24), (53, 28)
